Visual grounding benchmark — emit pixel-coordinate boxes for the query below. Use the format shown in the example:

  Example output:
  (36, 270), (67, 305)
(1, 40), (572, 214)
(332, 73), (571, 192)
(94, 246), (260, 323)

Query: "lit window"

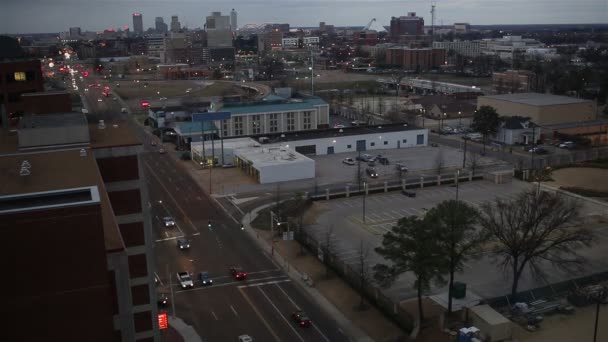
(14, 72), (26, 81)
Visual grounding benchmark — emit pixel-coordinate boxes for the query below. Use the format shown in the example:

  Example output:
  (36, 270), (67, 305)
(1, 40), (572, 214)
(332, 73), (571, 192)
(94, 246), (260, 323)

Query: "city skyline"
(1, 0), (606, 34)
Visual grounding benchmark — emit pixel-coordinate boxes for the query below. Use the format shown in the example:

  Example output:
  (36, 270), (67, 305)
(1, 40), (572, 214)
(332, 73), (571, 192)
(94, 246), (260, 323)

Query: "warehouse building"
(477, 93), (596, 126)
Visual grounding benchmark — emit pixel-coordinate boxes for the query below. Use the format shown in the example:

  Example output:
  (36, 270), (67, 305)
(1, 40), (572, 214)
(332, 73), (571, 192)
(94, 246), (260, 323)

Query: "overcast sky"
(1, 0), (606, 34)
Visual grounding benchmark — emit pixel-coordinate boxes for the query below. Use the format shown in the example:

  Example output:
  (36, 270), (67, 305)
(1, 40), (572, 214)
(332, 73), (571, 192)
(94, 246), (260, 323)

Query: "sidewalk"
(243, 203), (406, 342)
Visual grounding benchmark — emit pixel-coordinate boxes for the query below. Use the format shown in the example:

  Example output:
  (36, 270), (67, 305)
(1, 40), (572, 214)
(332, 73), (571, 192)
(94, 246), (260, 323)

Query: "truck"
(177, 272), (194, 289)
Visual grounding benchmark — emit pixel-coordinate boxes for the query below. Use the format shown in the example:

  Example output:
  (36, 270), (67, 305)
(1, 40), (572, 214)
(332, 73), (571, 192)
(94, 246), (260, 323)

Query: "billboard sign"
(158, 312), (168, 330)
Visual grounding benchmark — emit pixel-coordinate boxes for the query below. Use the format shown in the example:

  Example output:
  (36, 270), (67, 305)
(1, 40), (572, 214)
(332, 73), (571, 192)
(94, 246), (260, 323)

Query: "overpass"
(377, 77), (483, 95)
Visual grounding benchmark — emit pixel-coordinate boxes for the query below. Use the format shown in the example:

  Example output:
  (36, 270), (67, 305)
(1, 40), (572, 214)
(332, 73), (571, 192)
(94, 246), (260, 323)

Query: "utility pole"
(310, 48), (314, 96)
(362, 182), (367, 223)
(462, 138), (468, 168)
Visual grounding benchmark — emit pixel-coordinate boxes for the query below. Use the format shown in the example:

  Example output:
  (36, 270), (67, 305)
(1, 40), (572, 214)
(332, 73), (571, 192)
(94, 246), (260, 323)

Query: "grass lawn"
(114, 80), (239, 100)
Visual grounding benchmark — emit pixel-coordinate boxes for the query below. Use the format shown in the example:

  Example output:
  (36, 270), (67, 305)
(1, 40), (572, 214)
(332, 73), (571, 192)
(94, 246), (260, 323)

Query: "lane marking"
(192, 232), (200, 236)
(155, 235), (184, 242)
(211, 311), (219, 321)
(275, 282), (331, 342)
(211, 196), (239, 224)
(238, 287), (281, 342)
(230, 305), (239, 317)
(174, 275), (287, 293)
(144, 161), (198, 233)
(237, 279), (291, 289)
(154, 272), (164, 287)
(258, 286), (305, 342)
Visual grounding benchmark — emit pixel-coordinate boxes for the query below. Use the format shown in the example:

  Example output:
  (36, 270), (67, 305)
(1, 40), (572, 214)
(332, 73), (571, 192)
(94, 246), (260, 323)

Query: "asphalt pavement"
(78, 75), (348, 342)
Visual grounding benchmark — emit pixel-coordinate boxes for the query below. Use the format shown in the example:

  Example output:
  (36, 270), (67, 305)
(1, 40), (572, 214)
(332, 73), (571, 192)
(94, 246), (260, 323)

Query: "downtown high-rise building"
(206, 11), (232, 47)
(155, 17), (168, 34)
(133, 12), (144, 35)
(230, 9), (237, 32)
(170, 15), (181, 32)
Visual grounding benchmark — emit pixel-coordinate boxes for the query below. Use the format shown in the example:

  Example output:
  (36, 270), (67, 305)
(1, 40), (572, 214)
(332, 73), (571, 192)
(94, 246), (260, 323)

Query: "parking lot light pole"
(455, 169), (460, 201)
(362, 182), (367, 223)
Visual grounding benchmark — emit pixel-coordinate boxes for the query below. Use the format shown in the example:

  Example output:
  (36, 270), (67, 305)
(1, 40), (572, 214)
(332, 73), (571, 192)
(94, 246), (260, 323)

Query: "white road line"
(155, 236), (184, 242)
(247, 269), (281, 275)
(154, 272), (164, 287)
(192, 232), (200, 236)
(257, 286), (305, 342)
(230, 305), (239, 317)
(237, 278), (291, 289)
(211, 196), (239, 224)
(211, 311), (219, 320)
(164, 231), (169, 238)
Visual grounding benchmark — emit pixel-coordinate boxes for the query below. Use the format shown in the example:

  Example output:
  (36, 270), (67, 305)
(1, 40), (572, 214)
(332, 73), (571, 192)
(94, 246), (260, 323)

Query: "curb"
(168, 316), (203, 342)
(242, 202), (375, 342)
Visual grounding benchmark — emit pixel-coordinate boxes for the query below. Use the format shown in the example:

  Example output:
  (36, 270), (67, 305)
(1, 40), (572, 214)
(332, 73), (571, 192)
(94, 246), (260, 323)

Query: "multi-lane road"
(79, 76), (349, 341)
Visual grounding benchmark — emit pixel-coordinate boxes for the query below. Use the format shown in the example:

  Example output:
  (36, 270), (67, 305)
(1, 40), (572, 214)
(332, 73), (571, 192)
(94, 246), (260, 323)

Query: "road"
(78, 73), (348, 342)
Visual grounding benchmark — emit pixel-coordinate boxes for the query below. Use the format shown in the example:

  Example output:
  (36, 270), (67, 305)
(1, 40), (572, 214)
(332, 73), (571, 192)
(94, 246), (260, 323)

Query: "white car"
(342, 157), (355, 165)
(163, 216), (175, 227)
(177, 272), (194, 289)
(238, 335), (253, 342)
(97, 98), (102, 102)
(121, 107), (128, 113)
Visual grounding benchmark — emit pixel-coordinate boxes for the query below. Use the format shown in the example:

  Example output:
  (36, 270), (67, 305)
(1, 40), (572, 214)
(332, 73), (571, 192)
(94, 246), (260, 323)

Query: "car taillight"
(300, 322), (305, 325)
(236, 274), (240, 278)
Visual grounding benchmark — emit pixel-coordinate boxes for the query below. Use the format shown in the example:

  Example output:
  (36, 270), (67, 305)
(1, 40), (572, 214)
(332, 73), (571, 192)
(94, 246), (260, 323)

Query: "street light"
(458, 111), (462, 127)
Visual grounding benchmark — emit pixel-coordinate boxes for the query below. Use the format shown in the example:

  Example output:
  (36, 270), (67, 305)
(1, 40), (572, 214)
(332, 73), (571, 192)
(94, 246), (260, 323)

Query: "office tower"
(206, 11), (232, 48)
(170, 15), (181, 32)
(155, 17), (168, 34)
(133, 12), (144, 35)
(230, 9), (237, 32)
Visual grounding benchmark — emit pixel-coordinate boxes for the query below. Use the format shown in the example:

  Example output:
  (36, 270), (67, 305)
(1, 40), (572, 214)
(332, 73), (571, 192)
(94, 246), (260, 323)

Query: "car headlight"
(179, 246), (183, 249)
(181, 284), (186, 288)
(209, 279), (213, 283)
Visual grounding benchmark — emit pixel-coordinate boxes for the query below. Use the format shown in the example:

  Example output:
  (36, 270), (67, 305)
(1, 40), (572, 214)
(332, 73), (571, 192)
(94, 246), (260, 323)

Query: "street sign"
(158, 312), (168, 330)
(192, 112), (231, 121)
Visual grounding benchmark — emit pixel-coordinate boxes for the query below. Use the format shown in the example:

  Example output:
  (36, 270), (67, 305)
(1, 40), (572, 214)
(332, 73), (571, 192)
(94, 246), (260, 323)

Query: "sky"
(0, 0), (607, 34)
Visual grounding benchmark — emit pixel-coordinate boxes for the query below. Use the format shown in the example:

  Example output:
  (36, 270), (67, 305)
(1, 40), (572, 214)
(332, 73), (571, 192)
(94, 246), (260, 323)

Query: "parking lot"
(305, 179), (608, 303)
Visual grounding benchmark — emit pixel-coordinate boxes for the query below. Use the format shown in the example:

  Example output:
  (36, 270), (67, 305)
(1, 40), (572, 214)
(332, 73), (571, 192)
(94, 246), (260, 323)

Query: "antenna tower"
(430, 3), (436, 42)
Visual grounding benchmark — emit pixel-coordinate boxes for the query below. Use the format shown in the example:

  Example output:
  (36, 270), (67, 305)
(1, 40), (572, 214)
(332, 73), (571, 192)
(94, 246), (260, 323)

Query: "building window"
(222, 120), (229, 137)
(384, 141), (388, 145)
(269, 114), (278, 133)
(25, 71), (36, 81)
(371, 142), (375, 147)
(286, 112), (295, 131)
(252, 115), (262, 134)
(303, 112), (312, 130)
(347, 144), (352, 149)
(234, 117), (244, 136)
(416, 134), (424, 145)
(14, 72), (26, 81)
(402, 139), (407, 143)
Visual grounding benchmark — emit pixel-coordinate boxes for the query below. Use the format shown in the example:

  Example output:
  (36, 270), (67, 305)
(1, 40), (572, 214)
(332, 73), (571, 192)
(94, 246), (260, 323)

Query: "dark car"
(366, 168), (378, 178)
(177, 237), (190, 250)
(157, 293), (168, 307)
(402, 190), (416, 197)
(198, 271), (213, 286)
(291, 310), (312, 327)
(378, 157), (389, 165)
(229, 266), (248, 280)
(367, 160), (376, 167)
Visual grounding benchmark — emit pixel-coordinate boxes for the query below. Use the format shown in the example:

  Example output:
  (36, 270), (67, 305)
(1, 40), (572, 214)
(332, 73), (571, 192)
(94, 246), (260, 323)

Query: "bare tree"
(355, 239), (372, 310)
(322, 224), (336, 279)
(434, 149), (445, 175)
(479, 189), (595, 300)
(466, 152), (481, 176)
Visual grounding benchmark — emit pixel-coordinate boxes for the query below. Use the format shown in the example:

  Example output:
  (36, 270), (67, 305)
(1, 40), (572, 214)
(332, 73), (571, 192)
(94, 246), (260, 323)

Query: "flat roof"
(237, 145), (313, 168)
(20, 113), (87, 129)
(248, 123), (423, 143)
(21, 91), (70, 97)
(222, 97), (328, 115)
(0, 149), (124, 251)
(480, 93), (591, 106)
(88, 121), (142, 149)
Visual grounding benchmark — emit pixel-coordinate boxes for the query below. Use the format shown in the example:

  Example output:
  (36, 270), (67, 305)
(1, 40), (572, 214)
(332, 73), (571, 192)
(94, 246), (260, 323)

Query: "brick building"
(492, 70), (537, 94)
(386, 47), (446, 71)
(0, 112), (159, 341)
(0, 58), (44, 128)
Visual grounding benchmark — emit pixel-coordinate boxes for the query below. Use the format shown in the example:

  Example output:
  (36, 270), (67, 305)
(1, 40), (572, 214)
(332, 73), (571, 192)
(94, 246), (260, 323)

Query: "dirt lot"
(548, 168), (608, 192)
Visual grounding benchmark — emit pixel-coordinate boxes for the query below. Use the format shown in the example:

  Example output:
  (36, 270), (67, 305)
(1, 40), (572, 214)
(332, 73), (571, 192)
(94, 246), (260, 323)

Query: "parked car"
(361, 154), (375, 162)
(378, 157), (389, 165)
(238, 335), (253, 342)
(120, 107), (128, 113)
(430, 143), (439, 147)
(159, 148), (166, 154)
(559, 141), (575, 149)
(465, 133), (483, 141)
(367, 160), (376, 167)
(396, 163), (408, 172)
(402, 190), (416, 197)
(342, 157), (355, 166)
(366, 168), (378, 178)
(529, 147), (548, 154)
(334, 124), (345, 128)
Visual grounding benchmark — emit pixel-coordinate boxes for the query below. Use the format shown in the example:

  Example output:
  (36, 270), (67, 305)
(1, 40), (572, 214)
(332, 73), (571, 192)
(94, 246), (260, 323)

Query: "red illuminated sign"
(158, 312), (168, 330)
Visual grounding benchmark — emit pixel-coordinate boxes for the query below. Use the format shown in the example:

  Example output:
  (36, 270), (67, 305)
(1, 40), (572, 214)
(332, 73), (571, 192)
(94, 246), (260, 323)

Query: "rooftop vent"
(79, 148), (87, 157)
(98, 120), (106, 129)
(19, 160), (31, 177)
(339, 129), (343, 133)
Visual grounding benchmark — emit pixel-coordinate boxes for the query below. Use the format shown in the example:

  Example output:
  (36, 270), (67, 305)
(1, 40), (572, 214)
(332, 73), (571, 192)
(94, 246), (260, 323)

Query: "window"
(269, 114), (278, 133)
(25, 71), (35, 81)
(222, 120), (229, 137)
(416, 134), (424, 145)
(303, 112), (312, 130)
(233, 117), (244, 136)
(252, 115), (261, 134)
(14, 72), (26, 81)
(286, 112), (295, 131)
(384, 141), (388, 145)
(402, 139), (407, 143)
(347, 144), (352, 149)
(371, 142), (375, 147)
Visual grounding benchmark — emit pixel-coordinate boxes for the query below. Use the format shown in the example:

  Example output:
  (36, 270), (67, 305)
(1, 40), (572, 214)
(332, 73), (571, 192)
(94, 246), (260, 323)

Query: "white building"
(525, 48), (559, 60)
(191, 138), (315, 184)
(146, 35), (165, 58)
(282, 36), (320, 47)
(481, 36), (544, 60)
(303, 36), (319, 45)
(213, 96), (330, 137)
(432, 40), (481, 58)
(282, 37), (299, 47)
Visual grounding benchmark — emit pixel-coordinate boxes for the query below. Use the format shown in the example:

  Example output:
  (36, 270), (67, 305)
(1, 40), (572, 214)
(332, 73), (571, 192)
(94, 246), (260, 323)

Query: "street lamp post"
(362, 181), (367, 223)
(458, 111), (462, 127)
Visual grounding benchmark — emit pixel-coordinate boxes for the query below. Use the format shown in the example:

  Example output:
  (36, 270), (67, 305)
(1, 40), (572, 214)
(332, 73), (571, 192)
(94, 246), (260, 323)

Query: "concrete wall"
(257, 158), (315, 183)
(478, 97), (595, 126)
(268, 129), (428, 155)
